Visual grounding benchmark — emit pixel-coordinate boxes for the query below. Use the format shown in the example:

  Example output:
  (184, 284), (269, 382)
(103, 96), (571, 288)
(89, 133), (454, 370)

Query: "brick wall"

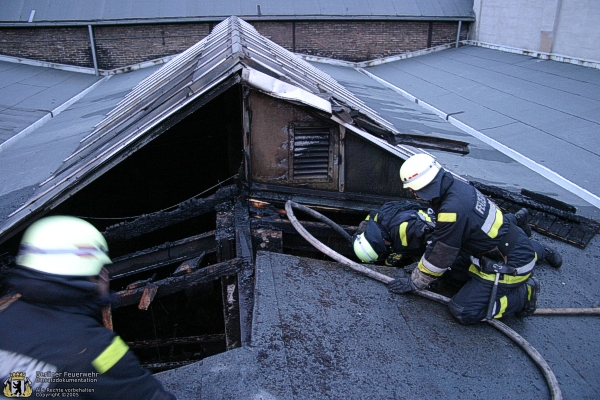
(0, 20), (470, 68)
(430, 21), (469, 47)
(93, 23), (210, 69)
(252, 21), (294, 51)
(0, 26), (92, 67)
(295, 21), (430, 61)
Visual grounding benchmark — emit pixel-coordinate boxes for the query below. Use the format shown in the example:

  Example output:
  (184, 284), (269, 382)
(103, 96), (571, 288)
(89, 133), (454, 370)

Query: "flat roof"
(308, 45), (600, 220)
(156, 249), (600, 399)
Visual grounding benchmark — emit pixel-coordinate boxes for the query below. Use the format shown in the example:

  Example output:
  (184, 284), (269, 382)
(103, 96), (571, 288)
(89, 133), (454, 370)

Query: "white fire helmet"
(399, 154), (441, 191)
(16, 216), (111, 276)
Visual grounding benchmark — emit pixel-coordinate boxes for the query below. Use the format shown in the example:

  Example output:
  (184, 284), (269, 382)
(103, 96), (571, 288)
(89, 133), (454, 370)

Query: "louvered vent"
(291, 126), (332, 181)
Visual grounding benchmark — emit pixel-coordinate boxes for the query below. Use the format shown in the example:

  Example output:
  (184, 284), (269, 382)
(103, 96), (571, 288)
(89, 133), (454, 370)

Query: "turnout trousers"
(447, 275), (528, 324)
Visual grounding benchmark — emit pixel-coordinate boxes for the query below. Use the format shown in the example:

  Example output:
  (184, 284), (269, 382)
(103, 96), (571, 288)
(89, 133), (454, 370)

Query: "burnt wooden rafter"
(138, 283), (158, 310)
(234, 196), (255, 347)
(111, 258), (242, 308)
(216, 202), (241, 350)
(173, 254), (205, 276)
(107, 231), (216, 279)
(103, 185), (239, 243)
(250, 182), (419, 213)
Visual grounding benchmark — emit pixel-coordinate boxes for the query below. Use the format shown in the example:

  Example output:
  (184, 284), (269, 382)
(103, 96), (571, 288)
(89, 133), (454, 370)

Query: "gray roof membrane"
(0, 65), (160, 222)
(0, 61), (101, 144)
(0, 0), (474, 24)
(309, 59), (600, 221)
(155, 249), (600, 399)
(360, 46), (600, 218)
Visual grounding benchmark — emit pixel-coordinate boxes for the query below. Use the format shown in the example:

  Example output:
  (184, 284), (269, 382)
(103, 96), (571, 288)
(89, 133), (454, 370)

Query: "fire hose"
(285, 200), (564, 400)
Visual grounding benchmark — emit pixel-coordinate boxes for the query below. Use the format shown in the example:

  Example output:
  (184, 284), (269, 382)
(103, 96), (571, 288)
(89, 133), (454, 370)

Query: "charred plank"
(521, 188), (577, 213)
(250, 182), (420, 213)
(112, 258), (242, 308)
(142, 360), (197, 372)
(108, 232), (216, 279)
(103, 185), (238, 243)
(235, 196), (255, 347)
(138, 283), (158, 311)
(173, 254), (205, 276)
(216, 203), (241, 351)
(252, 218), (356, 240)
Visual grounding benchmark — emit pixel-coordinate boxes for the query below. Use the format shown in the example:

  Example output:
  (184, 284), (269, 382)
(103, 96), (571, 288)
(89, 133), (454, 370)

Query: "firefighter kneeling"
(354, 154), (563, 324)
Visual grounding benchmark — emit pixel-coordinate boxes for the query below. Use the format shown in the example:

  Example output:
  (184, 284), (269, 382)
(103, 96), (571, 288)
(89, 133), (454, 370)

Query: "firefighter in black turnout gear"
(0, 216), (176, 399)
(353, 200), (560, 300)
(353, 201), (435, 265)
(387, 154), (547, 324)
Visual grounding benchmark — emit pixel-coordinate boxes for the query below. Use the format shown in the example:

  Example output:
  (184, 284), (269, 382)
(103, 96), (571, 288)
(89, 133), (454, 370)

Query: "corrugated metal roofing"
(0, 16), (413, 243)
(0, 0), (475, 25)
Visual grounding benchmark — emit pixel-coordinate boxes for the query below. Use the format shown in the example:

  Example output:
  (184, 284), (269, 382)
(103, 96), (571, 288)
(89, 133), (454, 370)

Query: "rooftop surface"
(0, 27), (598, 400)
(0, 60), (101, 145)
(309, 45), (600, 220)
(0, 65), (159, 222)
(156, 248), (600, 399)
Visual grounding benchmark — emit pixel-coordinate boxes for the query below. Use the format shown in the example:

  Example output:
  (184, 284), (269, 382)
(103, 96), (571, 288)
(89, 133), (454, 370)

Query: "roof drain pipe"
(285, 200), (562, 400)
(88, 25), (99, 76)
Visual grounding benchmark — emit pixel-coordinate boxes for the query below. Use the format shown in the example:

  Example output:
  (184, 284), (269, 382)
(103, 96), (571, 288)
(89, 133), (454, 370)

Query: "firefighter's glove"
(385, 253), (404, 267)
(387, 277), (417, 294)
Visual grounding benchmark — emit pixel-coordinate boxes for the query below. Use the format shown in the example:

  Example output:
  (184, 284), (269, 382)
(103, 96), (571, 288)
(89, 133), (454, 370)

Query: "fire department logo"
(3, 372), (32, 398)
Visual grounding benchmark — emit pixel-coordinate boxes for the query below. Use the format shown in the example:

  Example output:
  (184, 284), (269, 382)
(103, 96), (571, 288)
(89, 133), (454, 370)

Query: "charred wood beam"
(112, 258), (242, 309)
(216, 203), (241, 351)
(102, 185), (239, 243)
(173, 254), (205, 276)
(252, 218), (356, 240)
(252, 219), (356, 258)
(221, 275), (240, 350)
(107, 232), (216, 279)
(138, 283), (158, 311)
(235, 196), (255, 347)
(126, 334), (225, 349)
(250, 182), (424, 213)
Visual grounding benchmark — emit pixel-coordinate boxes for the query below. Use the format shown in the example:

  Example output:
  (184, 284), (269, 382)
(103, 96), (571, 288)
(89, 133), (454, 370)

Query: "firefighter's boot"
(515, 208), (532, 237)
(544, 246), (563, 268)
(517, 276), (540, 317)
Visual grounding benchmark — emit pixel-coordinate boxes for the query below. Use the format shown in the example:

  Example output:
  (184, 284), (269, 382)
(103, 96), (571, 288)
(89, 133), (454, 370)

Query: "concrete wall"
(0, 20), (469, 69)
(473, 0), (600, 61)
